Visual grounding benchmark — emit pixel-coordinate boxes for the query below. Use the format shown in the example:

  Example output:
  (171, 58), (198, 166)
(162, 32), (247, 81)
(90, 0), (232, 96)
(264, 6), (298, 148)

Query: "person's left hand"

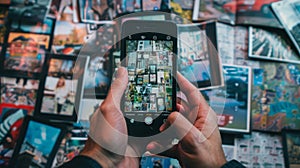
(80, 67), (140, 168)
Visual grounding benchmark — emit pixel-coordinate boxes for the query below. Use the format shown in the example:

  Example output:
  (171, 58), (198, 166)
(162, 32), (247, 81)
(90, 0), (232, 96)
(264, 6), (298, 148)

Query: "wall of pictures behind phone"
(0, 0), (300, 167)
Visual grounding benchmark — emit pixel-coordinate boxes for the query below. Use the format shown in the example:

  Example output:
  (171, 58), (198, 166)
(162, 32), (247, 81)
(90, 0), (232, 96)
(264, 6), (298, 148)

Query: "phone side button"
(144, 117), (153, 125)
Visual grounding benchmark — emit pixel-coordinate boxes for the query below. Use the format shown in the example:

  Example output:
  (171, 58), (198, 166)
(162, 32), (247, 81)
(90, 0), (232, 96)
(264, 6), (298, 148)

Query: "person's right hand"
(147, 73), (227, 168)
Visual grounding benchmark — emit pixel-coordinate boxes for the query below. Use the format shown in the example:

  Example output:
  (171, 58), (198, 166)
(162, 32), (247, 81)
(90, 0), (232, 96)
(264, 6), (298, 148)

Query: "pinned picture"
(282, 129), (300, 168)
(78, 0), (115, 24)
(1, 77), (39, 106)
(149, 94), (156, 104)
(1, 32), (51, 77)
(0, 104), (34, 167)
(149, 74), (157, 84)
(35, 54), (87, 122)
(10, 116), (65, 168)
(124, 101), (132, 112)
(149, 64), (157, 74)
(157, 97), (165, 112)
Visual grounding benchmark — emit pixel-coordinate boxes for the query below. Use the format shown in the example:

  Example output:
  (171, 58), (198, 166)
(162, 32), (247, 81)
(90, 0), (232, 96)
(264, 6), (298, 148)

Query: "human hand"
(146, 73), (227, 168)
(80, 67), (139, 168)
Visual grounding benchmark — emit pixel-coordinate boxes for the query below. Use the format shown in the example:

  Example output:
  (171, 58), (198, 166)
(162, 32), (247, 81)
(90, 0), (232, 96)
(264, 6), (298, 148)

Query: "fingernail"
(116, 67), (125, 78)
(159, 124), (166, 132)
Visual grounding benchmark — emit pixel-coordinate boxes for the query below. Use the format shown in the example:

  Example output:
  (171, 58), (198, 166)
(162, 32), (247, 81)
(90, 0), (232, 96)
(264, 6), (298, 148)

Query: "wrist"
(80, 137), (124, 168)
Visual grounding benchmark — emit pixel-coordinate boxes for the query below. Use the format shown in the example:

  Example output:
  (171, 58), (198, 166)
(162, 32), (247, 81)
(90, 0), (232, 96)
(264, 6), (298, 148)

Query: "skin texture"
(80, 67), (226, 168)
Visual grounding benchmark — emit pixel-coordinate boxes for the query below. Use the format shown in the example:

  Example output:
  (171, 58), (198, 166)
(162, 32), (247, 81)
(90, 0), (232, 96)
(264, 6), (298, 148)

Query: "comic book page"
(252, 63), (300, 132)
(235, 132), (285, 167)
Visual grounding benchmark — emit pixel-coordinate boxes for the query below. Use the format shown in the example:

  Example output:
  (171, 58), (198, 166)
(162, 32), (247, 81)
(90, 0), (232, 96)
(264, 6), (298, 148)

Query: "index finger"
(177, 72), (208, 108)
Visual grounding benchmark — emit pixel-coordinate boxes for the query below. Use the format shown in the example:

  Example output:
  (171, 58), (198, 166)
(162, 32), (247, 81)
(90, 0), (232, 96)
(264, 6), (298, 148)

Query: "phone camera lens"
(153, 36), (157, 40)
(166, 36), (171, 40)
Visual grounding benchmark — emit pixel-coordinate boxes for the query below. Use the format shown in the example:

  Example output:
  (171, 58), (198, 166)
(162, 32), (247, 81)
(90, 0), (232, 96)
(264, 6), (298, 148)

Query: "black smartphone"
(121, 20), (177, 137)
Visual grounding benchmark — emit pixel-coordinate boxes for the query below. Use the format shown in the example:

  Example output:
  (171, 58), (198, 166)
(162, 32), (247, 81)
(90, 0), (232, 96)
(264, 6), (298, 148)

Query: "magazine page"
(234, 132), (284, 167)
(248, 26), (300, 64)
(233, 25), (260, 68)
(272, 0), (300, 54)
(235, 0), (282, 28)
(216, 22), (235, 64)
(192, 0), (236, 24)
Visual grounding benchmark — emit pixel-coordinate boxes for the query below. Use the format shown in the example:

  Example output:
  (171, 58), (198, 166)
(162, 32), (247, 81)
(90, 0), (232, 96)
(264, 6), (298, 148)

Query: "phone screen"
(122, 33), (176, 132)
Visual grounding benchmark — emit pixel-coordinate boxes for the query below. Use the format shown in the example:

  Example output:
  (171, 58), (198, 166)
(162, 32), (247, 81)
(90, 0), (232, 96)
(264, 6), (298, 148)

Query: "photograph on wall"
(1, 77), (39, 106)
(9, 17), (55, 35)
(178, 22), (223, 89)
(65, 137), (87, 161)
(193, 0), (281, 28)
(80, 24), (116, 99)
(1, 32), (51, 77)
(142, 0), (169, 11)
(0, 104), (34, 167)
(252, 63), (300, 132)
(52, 135), (87, 168)
(78, 0), (115, 24)
(78, 99), (102, 122)
(52, 20), (88, 55)
(235, 132), (284, 167)
(249, 27), (300, 64)
(201, 64), (251, 133)
(0, 5), (8, 52)
(140, 156), (180, 168)
(47, 0), (61, 18)
(282, 129), (300, 168)
(82, 53), (111, 99)
(121, 0), (142, 13)
(10, 116), (65, 168)
(8, 0), (52, 23)
(0, 0), (10, 5)
(272, 0), (300, 54)
(35, 54), (87, 122)
(52, 0), (90, 55)
(192, 0), (236, 24)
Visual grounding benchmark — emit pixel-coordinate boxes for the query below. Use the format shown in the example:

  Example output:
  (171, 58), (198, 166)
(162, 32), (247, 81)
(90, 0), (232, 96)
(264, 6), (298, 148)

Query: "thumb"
(160, 112), (207, 144)
(103, 67), (128, 111)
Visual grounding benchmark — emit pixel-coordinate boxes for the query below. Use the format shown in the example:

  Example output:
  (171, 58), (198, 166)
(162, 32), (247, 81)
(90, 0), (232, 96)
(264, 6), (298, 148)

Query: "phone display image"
(124, 40), (174, 114)
(120, 20), (177, 136)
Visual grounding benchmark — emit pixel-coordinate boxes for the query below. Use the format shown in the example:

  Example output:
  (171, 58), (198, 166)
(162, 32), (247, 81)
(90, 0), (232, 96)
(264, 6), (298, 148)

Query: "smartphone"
(121, 20), (177, 137)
